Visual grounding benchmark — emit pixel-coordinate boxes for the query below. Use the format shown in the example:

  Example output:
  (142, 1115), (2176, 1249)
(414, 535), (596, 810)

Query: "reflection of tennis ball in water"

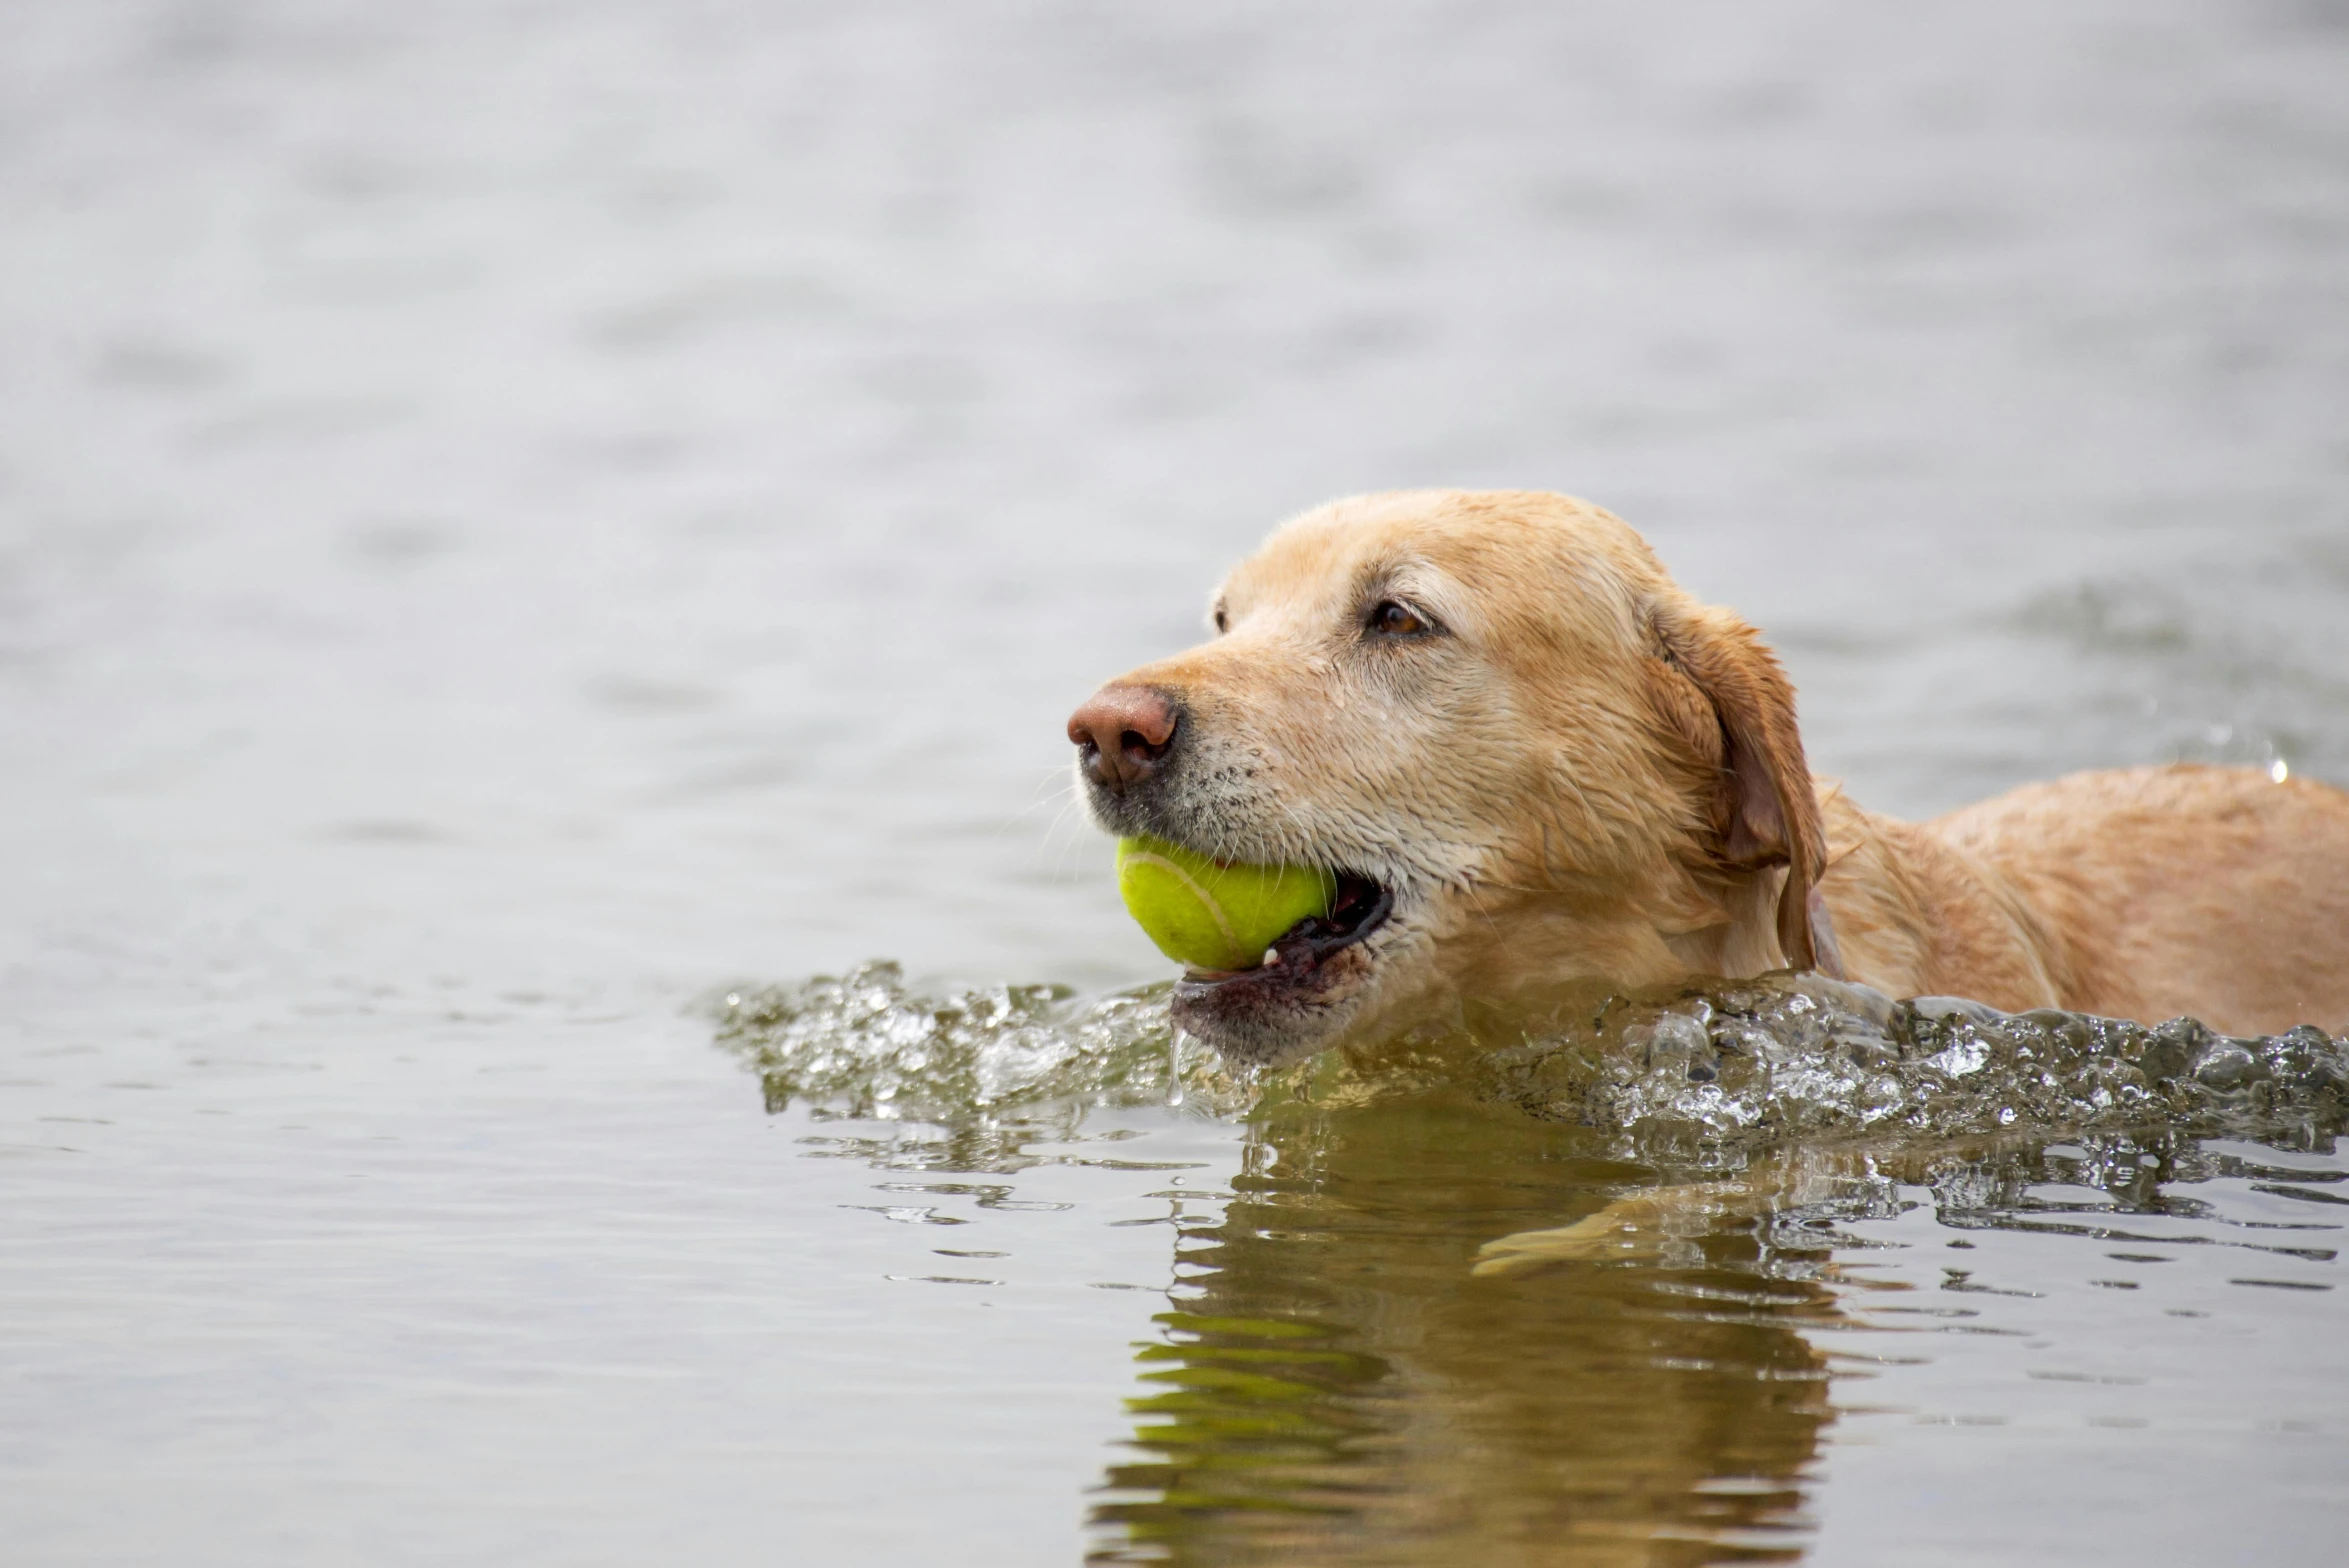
(1115, 835), (1336, 971)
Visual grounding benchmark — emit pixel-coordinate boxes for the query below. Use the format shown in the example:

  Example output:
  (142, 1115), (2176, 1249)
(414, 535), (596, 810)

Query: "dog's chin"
(1168, 877), (1404, 1071)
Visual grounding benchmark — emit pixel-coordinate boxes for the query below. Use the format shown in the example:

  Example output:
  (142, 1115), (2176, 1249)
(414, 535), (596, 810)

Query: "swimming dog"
(1068, 490), (2349, 1068)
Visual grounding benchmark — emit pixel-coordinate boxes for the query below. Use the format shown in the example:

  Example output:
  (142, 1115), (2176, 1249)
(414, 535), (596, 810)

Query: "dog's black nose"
(1068, 684), (1180, 793)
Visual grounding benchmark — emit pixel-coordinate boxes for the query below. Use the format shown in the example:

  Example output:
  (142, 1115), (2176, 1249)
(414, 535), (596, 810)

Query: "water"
(4, 0), (2348, 1561)
(718, 969), (2349, 1563)
(716, 964), (2349, 1156)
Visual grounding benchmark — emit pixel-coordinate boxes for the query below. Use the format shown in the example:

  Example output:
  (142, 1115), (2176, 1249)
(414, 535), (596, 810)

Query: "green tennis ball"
(1116, 835), (1336, 972)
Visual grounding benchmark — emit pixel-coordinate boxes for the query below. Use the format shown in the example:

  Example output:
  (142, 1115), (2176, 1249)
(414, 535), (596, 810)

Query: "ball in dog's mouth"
(1168, 871), (1394, 1062)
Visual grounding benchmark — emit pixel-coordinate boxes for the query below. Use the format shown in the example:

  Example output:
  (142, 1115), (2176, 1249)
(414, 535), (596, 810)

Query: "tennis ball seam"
(1116, 849), (1240, 954)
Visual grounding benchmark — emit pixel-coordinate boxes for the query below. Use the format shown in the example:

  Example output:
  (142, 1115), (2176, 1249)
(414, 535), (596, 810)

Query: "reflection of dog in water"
(1089, 1090), (1851, 1562)
(1473, 1144), (1920, 1280)
(1070, 490), (2349, 1071)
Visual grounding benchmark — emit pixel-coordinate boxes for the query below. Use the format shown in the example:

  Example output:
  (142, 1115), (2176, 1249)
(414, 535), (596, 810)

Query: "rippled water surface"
(5, 2), (2348, 1563)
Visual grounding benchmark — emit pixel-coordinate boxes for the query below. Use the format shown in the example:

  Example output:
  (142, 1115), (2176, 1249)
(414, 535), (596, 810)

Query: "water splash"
(708, 963), (2349, 1156)
(1480, 974), (2349, 1155)
(708, 961), (1255, 1139)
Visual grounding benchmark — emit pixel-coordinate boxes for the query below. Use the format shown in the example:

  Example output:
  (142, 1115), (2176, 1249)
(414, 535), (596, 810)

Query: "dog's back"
(1071, 489), (2349, 1059)
(1929, 764), (2349, 1036)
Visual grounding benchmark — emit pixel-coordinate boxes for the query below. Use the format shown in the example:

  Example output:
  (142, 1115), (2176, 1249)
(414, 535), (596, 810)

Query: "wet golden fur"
(1091, 489), (2349, 1057)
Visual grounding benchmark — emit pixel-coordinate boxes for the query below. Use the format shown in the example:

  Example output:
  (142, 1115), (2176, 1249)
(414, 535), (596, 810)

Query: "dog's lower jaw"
(1170, 993), (1351, 1073)
(1169, 937), (1404, 1071)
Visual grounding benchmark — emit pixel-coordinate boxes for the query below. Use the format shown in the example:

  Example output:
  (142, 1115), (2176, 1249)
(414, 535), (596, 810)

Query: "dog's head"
(1069, 490), (1836, 1069)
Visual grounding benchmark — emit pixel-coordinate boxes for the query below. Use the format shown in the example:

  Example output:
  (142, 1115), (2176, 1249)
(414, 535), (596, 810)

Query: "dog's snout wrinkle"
(1065, 489), (2349, 1064)
(1069, 684), (1181, 794)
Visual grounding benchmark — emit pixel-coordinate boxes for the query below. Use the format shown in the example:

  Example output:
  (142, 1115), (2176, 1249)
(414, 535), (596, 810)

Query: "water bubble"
(707, 963), (1253, 1135)
(708, 965), (2349, 1162)
(1481, 974), (2349, 1155)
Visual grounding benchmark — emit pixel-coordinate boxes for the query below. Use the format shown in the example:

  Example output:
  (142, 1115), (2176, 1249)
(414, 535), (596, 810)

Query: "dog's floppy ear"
(1648, 599), (1843, 977)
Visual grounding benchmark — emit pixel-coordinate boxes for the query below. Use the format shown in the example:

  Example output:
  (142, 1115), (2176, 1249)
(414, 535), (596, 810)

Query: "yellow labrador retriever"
(1069, 489), (2349, 1068)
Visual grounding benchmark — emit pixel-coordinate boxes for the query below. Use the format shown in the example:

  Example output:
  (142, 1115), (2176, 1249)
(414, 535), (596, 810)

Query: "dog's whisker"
(1055, 488), (2349, 1063)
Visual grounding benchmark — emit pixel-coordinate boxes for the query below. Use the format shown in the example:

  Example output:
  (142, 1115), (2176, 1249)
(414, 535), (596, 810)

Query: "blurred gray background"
(6, 0), (2345, 1013)
(3, 3), (2347, 1562)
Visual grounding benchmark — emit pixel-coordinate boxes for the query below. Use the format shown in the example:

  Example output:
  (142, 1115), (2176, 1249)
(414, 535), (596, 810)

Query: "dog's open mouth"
(1174, 871), (1393, 999)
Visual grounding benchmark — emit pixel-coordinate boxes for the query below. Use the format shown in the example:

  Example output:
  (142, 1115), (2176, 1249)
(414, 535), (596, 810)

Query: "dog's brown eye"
(1368, 600), (1430, 637)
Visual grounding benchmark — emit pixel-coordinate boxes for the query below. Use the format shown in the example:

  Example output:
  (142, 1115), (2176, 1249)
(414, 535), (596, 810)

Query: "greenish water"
(720, 968), (2349, 1564)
